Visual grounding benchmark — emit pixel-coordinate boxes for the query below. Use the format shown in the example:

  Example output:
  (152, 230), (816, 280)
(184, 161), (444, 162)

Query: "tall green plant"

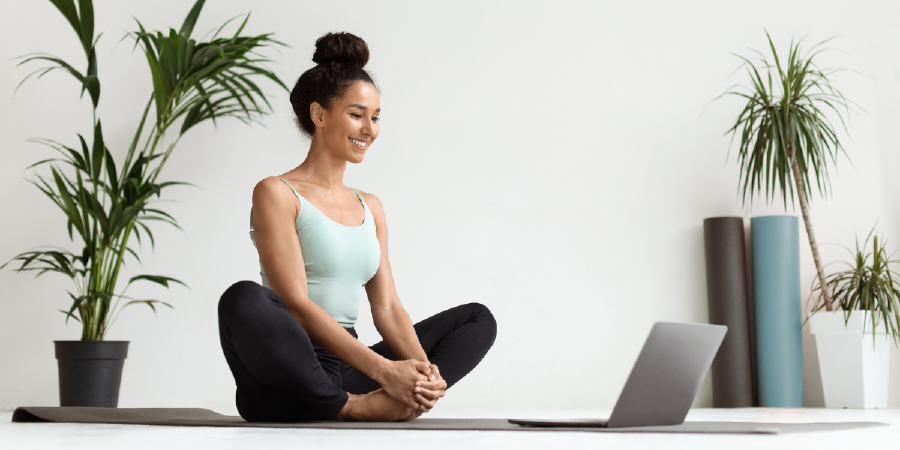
(1, 0), (288, 340)
(718, 31), (857, 312)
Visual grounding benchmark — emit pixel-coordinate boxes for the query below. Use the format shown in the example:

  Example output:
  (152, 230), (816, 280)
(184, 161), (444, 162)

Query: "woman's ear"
(310, 101), (326, 130)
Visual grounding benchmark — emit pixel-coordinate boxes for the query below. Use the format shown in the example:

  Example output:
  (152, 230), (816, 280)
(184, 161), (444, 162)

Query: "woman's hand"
(413, 364), (447, 413)
(377, 359), (430, 409)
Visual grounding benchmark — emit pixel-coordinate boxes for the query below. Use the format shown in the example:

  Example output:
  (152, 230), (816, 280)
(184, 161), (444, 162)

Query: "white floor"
(2, 408), (899, 450)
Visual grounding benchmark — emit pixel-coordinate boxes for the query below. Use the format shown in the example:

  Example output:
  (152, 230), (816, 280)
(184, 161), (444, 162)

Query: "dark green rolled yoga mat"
(751, 215), (802, 407)
(703, 217), (754, 407)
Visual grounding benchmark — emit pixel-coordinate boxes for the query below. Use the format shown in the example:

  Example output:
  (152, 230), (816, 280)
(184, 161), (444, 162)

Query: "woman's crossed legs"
(218, 280), (497, 422)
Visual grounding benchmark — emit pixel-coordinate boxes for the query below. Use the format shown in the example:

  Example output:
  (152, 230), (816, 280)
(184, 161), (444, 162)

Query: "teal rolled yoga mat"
(751, 215), (802, 407)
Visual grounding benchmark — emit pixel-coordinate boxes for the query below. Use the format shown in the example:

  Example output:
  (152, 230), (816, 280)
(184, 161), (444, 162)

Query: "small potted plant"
(1, 0), (286, 407)
(807, 227), (900, 408)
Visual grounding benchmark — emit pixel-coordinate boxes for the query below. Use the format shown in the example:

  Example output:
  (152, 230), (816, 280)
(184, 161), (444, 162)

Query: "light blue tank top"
(249, 176), (381, 327)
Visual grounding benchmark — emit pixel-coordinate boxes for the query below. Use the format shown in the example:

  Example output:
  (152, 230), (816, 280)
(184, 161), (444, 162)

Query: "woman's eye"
(372, 117), (380, 122)
(350, 113), (362, 119)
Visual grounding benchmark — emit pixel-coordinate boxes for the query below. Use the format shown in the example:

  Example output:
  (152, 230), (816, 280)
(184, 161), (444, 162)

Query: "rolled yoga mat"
(751, 215), (803, 407)
(703, 217), (754, 407)
(11, 407), (888, 434)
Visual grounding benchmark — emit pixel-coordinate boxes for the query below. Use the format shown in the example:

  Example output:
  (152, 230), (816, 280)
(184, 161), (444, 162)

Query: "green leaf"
(74, 170), (92, 246)
(66, 290), (88, 318)
(15, 54), (85, 88)
(77, 0), (94, 55)
(48, 0), (81, 42)
(179, 0), (206, 39)
(134, 20), (169, 124)
(127, 274), (188, 289)
(143, 208), (176, 221)
(83, 73), (100, 108)
(24, 158), (58, 170)
(229, 12), (250, 45)
(77, 133), (92, 178)
(91, 121), (104, 182)
(50, 166), (84, 238)
(59, 308), (82, 324)
(124, 246), (142, 266)
(105, 146), (119, 195)
(136, 220), (155, 251)
(121, 299), (174, 316)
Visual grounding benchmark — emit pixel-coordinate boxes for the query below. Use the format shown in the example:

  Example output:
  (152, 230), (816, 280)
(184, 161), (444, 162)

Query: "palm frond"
(5, 0), (285, 340)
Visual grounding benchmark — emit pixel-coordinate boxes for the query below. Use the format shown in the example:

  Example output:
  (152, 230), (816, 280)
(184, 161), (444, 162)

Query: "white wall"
(1, 0), (898, 414)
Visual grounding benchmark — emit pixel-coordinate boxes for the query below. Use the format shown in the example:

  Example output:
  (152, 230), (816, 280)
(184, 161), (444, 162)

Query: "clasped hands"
(379, 359), (447, 419)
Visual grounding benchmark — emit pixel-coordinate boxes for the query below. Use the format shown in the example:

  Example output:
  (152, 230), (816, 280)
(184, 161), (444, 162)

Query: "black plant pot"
(54, 341), (129, 407)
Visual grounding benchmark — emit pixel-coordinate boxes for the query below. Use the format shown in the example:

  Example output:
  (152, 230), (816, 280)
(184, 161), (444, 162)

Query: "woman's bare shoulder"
(253, 176), (300, 221)
(253, 176), (289, 202)
(357, 189), (383, 212)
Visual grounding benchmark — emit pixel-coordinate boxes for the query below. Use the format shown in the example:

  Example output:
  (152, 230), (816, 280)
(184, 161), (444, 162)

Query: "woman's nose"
(361, 118), (375, 136)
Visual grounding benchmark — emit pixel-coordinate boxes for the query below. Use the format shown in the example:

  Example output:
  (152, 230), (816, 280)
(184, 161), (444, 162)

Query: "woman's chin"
(349, 148), (368, 163)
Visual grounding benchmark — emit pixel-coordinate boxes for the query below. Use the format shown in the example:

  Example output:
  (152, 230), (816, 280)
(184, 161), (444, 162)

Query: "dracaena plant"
(809, 227), (900, 346)
(718, 31), (859, 312)
(0, 0), (287, 340)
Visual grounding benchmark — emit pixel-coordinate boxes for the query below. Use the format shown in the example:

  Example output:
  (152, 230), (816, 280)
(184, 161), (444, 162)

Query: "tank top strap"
(351, 188), (366, 207)
(276, 176), (305, 205)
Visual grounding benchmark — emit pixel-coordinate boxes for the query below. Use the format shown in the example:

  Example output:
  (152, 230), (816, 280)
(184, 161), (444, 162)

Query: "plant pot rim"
(55, 340), (129, 360)
(750, 214), (798, 219)
(808, 310), (889, 335)
(809, 310), (886, 318)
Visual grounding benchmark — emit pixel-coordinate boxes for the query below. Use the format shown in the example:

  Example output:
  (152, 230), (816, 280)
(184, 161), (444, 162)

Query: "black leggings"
(218, 280), (497, 422)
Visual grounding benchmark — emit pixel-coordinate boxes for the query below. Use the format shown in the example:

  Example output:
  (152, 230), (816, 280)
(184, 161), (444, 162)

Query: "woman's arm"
(361, 192), (447, 411)
(361, 192), (430, 363)
(252, 178), (426, 408)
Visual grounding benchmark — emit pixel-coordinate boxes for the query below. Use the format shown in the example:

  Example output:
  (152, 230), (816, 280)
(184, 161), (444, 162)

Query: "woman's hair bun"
(312, 32), (369, 68)
(291, 31), (376, 137)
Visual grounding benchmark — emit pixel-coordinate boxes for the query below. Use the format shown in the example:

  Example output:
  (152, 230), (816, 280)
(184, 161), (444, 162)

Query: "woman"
(217, 32), (497, 422)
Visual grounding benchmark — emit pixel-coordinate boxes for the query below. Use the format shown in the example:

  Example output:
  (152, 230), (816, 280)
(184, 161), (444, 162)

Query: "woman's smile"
(349, 137), (368, 149)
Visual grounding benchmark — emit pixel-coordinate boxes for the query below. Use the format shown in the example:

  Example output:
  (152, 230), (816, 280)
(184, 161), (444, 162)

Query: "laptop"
(509, 321), (727, 428)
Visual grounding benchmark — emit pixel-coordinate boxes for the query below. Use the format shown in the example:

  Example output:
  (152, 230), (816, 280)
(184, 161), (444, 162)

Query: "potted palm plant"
(1, 0), (286, 407)
(718, 31), (855, 406)
(807, 228), (900, 408)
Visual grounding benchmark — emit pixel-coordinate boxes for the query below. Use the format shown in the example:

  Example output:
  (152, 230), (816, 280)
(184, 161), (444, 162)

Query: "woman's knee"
(218, 280), (265, 319)
(464, 302), (497, 339)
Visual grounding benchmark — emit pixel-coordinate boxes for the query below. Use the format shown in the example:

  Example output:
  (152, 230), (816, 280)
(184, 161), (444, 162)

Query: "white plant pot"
(808, 311), (891, 409)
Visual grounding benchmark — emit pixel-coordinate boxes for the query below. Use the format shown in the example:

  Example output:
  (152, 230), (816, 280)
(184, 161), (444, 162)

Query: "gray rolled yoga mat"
(703, 217), (754, 408)
(11, 407), (888, 434)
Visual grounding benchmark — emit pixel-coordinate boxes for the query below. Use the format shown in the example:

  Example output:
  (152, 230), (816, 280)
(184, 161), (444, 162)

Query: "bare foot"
(335, 388), (416, 422)
(401, 408), (424, 422)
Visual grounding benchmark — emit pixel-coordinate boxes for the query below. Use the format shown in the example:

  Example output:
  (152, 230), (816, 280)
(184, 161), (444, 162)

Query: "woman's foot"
(335, 388), (417, 422)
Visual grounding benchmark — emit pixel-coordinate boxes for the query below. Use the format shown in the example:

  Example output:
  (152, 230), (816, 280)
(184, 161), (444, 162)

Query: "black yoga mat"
(11, 407), (887, 435)
(703, 217), (755, 407)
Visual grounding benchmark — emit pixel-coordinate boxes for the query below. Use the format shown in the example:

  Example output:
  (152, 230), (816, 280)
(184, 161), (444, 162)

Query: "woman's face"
(312, 81), (380, 163)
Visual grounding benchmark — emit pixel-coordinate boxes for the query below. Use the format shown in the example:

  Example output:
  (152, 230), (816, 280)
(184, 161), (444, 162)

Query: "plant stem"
(142, 126), (165, 181)
(120, 96), (154, 183)
(149, 136), (182, 185)
(789, 147), (834, 311)
(106, 222), (135, 309)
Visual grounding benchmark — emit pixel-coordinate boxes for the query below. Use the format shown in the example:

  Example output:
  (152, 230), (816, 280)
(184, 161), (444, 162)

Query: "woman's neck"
(294, 138), (348, 189)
